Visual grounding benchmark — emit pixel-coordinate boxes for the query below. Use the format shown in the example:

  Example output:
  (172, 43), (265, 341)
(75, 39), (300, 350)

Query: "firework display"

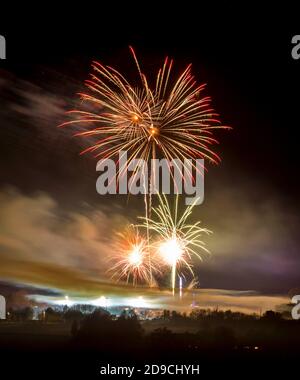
(60, 47), (229, 185)
(3, 14), (299, 377)
(108, 225), (156, 285)
(107, 194), (211, 293)
(61, 48), (225, 294)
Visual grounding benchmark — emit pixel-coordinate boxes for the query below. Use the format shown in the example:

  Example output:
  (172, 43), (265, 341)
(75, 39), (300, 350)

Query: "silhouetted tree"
(45, 307), (63, 322)
(64, 309), (83, 322)
(76, 307), (143, 353)
(163, 309), (170, 319)
(262, 310), (282, 321)
(10, 307), (33, 321)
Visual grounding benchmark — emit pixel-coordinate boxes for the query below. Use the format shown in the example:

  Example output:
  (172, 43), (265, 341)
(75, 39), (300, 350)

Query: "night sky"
(0, 8), (299, 309)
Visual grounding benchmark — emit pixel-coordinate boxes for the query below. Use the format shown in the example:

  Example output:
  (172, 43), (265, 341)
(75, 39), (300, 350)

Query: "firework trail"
(139, 194), (211, 295)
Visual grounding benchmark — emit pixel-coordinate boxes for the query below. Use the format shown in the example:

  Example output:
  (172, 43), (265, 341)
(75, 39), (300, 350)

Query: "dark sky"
(0, 8), (299, 298)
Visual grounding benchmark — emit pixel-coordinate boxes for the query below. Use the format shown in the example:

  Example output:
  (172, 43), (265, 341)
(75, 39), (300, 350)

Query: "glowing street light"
(92, 296), (110, 309)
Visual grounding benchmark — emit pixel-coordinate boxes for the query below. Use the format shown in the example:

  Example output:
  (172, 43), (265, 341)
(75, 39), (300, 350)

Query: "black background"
(1, 5), (299, 197)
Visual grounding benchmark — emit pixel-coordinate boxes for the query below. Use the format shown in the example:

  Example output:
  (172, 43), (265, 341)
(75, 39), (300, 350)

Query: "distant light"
(92, 296), (110, 308)
(55, 295), (73, 307)
(127, 296), (148, 308)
